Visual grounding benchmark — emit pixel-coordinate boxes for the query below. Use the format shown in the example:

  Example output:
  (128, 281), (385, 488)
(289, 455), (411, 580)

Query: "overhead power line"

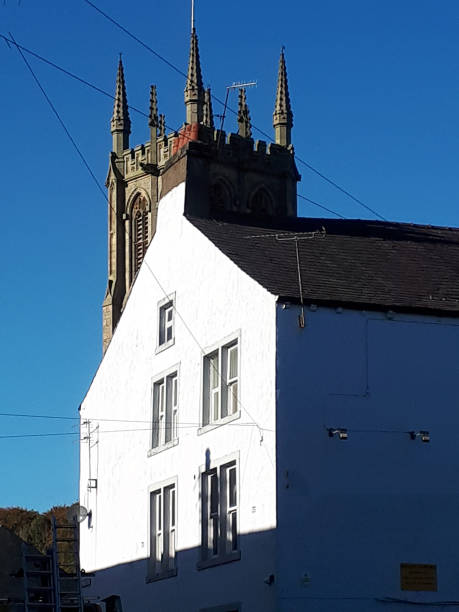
(7, 32), (106, 201)
(0, 422), (275, 441)
(0, 411), (268, 427)
(0, 432), (79, 440)
(298, 194), (345, 219)
(83, 0), (191, 83)
(295, 155), (386, 220)
(81, 0), (387, 221)
(0, 406), (279, 438)
(0, 411), (79, 421)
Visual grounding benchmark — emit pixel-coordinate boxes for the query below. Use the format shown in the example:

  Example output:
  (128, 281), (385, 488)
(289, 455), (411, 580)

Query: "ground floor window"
(148, 481), (176, 580)
(199, 457), (240, 569)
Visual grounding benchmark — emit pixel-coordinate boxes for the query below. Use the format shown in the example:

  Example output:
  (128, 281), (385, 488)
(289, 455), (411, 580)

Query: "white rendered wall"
(79, 182), (277, 612)
(275, 305), (459, 612)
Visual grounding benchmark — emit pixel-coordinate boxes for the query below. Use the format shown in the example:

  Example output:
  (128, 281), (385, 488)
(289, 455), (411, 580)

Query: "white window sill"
(147, 439), (178, 457)
(197, 411), (241, 436)
(197, 551), (241, 571)
(146, 568), (177, 583)
(155, 338), (175, 355)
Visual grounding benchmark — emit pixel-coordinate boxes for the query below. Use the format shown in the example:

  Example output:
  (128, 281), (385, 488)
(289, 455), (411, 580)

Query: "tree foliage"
(0, 505), (73, 555)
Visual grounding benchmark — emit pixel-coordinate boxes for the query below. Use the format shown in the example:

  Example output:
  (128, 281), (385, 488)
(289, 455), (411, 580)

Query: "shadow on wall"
(81, 529), (276, 612)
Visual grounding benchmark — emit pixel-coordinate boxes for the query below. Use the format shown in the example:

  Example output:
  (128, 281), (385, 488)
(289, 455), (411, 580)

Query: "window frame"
(198, 453), (241, 570)
(148, 364), (180, 456)
(147, 477), (178, 582)
(156, 293), (176, 353)
(199, 333), (241, 434)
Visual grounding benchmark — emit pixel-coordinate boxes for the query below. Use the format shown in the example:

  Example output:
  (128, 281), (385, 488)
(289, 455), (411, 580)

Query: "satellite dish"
(67, 503), (89, 523)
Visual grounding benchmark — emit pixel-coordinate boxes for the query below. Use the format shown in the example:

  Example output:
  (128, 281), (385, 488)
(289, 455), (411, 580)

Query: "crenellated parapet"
(179, 131), (299, 218)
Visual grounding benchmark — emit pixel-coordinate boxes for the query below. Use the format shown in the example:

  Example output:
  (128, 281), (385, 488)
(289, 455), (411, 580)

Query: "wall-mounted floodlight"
(409, 430), (430, 443)
(328, 428), (348, 440)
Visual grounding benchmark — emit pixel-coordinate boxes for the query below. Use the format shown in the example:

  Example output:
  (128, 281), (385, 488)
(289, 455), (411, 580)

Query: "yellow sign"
(400, 563), (437, 591)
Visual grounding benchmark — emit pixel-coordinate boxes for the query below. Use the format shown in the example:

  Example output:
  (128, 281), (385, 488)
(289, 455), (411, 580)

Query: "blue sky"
(1, 0), (458, 512)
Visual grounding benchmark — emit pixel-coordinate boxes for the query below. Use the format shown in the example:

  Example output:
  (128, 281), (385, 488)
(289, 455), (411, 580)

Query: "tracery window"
(250, 187), (273, 215)
(131, 195), (149, 281)
(210, 179), (232, 212)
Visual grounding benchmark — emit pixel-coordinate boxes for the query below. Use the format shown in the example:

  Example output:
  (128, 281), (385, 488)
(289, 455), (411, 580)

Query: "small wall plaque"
(400, 563), (437, 591)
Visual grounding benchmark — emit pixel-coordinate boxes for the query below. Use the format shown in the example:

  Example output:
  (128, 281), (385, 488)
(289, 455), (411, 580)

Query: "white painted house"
(79, 22), (459, 612)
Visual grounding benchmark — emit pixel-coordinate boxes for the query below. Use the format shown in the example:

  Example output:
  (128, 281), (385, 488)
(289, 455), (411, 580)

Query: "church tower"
(102, 27), (300, 353)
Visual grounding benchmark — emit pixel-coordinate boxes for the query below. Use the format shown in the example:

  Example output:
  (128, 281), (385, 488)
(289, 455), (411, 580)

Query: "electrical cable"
(0, 422), (275, 441)
(81, 0), (387, 221)
(297, 194), (345, 218)
(0, 411), (269, 428)
(295, 154), (387, 220)
(0, 411), (79, 421)
(82, 0), (192, 84)
(0, 432), (79, 440)
(7, 33), (106, 202)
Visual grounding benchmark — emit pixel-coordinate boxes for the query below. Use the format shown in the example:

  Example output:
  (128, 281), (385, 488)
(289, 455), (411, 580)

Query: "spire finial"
(159, 114), (166, 139)
(237, 88), (252, 138)
(203, 87), (214, 129)
(184, 24), (204, 124)
(149, 84), (159, 164)
(191, 0), (195, 32)
(149, 84), (158, 129)
(273, 47), (293, 147)
(110, 56), (131, 154)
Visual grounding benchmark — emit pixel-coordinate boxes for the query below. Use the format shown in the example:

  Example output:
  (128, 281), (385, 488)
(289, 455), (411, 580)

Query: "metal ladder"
(22, 544), (56, 612)
(52, 517), (83, 612)
(22, 518), (83, 612)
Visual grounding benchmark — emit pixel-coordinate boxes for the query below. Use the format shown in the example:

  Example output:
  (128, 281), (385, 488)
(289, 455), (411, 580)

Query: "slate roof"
(188, 213), (459, 316)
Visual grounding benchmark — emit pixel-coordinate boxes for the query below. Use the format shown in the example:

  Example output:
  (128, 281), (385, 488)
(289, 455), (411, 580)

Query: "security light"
(328, 428), (348, 440)
(409, 430), (430, 443)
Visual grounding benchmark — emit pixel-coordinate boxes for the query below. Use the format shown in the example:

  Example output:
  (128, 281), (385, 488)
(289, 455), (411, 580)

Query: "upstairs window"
(199, 459), (239, 569)
(157, 296), (175, 352)
(203, 340), (239, 427)
(152, 372), (178, 450)
(149, 482), (176, 580)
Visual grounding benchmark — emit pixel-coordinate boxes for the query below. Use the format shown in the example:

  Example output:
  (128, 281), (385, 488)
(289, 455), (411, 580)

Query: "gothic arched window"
(250, 187), (274, 215)
(131, 195), (149, 281)
(210, 179), (232, 213)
